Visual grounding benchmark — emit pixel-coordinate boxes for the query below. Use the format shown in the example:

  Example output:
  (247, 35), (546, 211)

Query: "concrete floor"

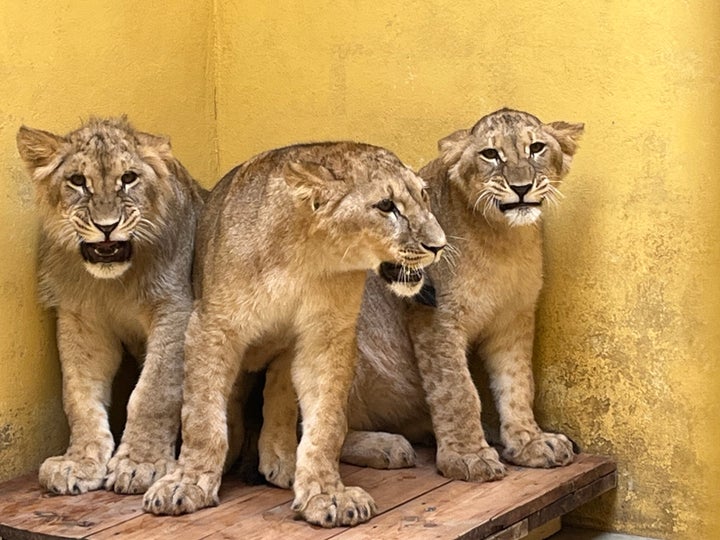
(550, 527), (661, 540)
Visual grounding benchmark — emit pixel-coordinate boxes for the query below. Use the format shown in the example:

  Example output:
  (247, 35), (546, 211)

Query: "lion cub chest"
(439, 225), (543, 339)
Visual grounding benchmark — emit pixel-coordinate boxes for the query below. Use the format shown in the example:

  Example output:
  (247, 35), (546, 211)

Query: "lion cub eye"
(529, 142), (546, 155)
(479, 148), (500, 161)
(374, 199), (397, 213)
(121, 171), (139, 185)
(67, 174), (86, 187)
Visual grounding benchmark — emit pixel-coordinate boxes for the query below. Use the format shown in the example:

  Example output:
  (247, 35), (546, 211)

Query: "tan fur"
(16, 117), (204, 495)
(142, 142), (445, 528)
(340, 109), (585, 479)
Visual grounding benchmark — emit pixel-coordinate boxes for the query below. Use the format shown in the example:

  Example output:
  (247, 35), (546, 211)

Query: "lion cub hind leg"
(482, 313), (575, 468)
(341, 431), (416, 469)
(258, 350), (298, 489)
(40, 311), (121, 494)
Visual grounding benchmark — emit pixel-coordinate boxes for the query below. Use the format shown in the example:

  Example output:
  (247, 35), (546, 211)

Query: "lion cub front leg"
(106, 306), (190, 494)
(258, 349), (298, 488)
(290, 308), (376, 528)
(410, 310), (506, 482)
(39, 310), (121, 494)
(144, 310), (242, 515)
(482, 311), (575, 468)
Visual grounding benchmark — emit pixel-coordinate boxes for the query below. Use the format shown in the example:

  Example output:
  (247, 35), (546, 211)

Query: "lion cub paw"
(341, 431), (416, 469)
(39, 455), (107, 495)
(503, 432), (575, 468)
(106, 451), (176, 494)
(436, 446), (507, 482)
(292, 485), (377, 528)
(142, 468), (220, 515)
(259, 448), (296, 489)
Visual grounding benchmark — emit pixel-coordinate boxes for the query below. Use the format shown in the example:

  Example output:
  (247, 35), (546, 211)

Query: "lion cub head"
(438, 108), (584, 227)
(282, 143), (446, 296)
(17, 117), (193, 279)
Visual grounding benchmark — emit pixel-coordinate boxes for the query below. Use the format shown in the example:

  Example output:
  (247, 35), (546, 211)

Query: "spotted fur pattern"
(340, 109), (585, 478)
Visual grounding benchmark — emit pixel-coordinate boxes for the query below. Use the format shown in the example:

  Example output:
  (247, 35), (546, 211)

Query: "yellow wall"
(0, 0), (217, 481)
(1, 1), (718, 539)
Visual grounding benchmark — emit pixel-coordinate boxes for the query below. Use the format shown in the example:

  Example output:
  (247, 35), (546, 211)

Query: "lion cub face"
(439, 108), (584, 227)
(284, 146), (446, 296)
(17, 118), (178, 279)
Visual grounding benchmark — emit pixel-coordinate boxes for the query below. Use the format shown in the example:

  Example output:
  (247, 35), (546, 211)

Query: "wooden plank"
(90, 484), (292, 540)
(333, 454), (615, 540)
(0, 471), (286, 540)
(0, 472), (143, 540)
(201, 448), (451, 539)
(526, 470), (617, 531)
(90, 462), (367, 540)
(0, 452), (615, 540)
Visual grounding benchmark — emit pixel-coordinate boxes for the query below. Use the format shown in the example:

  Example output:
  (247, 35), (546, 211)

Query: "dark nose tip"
(510, 184), (532, 199)
(421, 243), (445, 256)
(94, 222), (119, 238)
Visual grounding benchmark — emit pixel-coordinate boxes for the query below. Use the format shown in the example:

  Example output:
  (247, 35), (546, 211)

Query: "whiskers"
(472, 176), (505, 219)
(537, 175), (564, 208)
(441, 241), (460, 274)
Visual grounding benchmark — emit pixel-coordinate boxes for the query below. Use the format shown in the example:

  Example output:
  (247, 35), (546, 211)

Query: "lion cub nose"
(510, 184), (532, 199)
(421, 242), (446, 256)
(94, 221), (119, 239)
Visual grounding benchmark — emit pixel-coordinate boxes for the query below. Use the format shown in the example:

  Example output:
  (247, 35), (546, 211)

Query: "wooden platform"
(0, 449), (616, 540)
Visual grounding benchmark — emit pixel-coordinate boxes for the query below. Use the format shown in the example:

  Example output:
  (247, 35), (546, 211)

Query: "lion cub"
(17, 118), (204, 495)
(341, 109), (584, 480)
(143, 142), (445, 527)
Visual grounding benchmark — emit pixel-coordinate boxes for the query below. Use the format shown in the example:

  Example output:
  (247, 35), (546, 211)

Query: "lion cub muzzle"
(498, 183), (542, 213)
(80, 240), (132, 264)
(378, 262), (423, 285)
(377, 233), (446, 297)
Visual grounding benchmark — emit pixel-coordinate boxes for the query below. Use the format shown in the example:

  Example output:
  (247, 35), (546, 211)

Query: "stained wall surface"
(0, 0), (217, 481)
(1, 2), (718, 539)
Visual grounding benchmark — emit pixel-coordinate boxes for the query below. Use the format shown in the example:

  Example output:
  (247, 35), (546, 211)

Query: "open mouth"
(80, 241), (132, 264)
(378, 262), (423, 284)
(499, 201), (542, 212)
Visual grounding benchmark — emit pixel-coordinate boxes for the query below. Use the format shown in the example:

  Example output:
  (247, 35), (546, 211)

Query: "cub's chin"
(80, 241), (133, 279)
(377, 262), (425, 298)
(499, 203), (542, 227)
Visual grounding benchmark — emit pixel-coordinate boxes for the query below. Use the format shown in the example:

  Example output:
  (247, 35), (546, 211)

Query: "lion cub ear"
(136, 131), (174, 178)
(545, 121), (585, 175)
(438, 129), (471, 167)
(283, 161), (340, 210)
(136, 132), (173, 158)
(16, 126), (67, 179)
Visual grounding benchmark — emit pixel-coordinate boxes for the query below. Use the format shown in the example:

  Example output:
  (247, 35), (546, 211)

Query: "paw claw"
(294, 486), (376, 527)
(106, 452), (176, 494)
(436, 446), (507, 482)
(503, 432), (576, 468)
(341, 432), (416, 470)
(39, 455), (107, 495)
(142, 468), (220, 515)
